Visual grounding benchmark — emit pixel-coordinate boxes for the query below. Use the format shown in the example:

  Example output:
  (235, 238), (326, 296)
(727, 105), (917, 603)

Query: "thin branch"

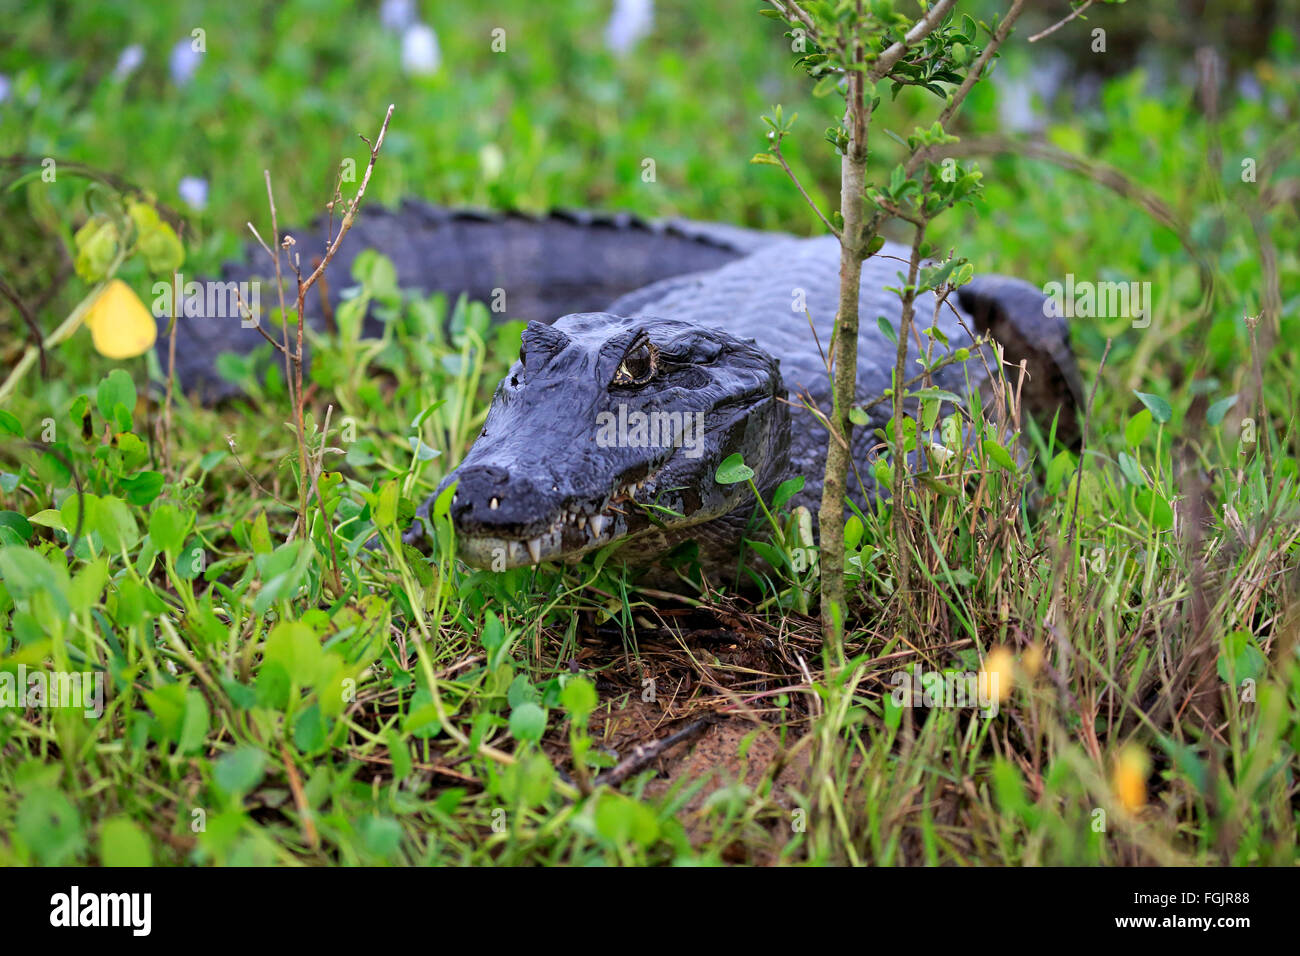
(766, 0), (816, 37)
(772, 140), (841, 239)
(1028, 0), (1095, 43)
(592, 718), (714, 787)
(0, 271), (47, 377)
(937, 0), (1026, 129)
(299, 104), (395, 296)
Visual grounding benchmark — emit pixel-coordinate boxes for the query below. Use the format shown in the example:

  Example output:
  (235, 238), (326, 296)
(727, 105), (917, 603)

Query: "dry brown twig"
(1028, 0), (1096, 44)
(247, 104), (395, 540)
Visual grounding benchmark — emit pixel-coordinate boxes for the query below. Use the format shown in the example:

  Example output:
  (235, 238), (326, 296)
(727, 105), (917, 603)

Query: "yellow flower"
(1023, 642), (1045, 678)
(85, 279), (157, 359)
(981, 646), (1015, 703)
(1113, 745), (1150, 812)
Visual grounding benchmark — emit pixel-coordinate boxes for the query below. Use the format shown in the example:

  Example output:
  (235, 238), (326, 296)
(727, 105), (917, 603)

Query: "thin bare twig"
(1028, 0), (1096, 43)
(0, 271), (47, 377)
(772, 142), (841, 239)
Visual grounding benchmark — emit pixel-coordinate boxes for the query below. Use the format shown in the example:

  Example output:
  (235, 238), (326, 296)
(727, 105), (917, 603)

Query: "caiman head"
(433, 312), (789, 569)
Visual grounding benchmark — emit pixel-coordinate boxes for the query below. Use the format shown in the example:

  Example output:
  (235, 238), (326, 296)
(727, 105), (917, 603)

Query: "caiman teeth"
(527, 538), (542, 563)
(589, 515), (610, 537)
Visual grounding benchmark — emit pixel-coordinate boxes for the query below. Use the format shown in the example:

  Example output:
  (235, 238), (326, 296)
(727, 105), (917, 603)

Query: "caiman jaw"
(455, 464), (667, 569)
(433, 312), (788, 573)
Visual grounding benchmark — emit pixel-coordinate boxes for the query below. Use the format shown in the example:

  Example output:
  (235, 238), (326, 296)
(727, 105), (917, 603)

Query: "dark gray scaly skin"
(160, 203), (1081, 578)
(158, 200), (778, 402)
(427, 234), (1082, 578)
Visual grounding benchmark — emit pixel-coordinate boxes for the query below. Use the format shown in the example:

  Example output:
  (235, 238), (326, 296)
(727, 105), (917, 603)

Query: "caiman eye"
(613, 337), (658, 387)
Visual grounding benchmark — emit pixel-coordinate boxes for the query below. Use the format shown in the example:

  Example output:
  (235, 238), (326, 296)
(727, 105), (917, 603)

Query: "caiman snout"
(449, 464), (554, 533)
(421, 311), (789, 571)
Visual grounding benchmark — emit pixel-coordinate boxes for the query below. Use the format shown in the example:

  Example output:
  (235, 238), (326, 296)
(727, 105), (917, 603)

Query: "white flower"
(479, 144), (505, 181)
(170, 38), (202, 87)
(179, 177), (208, 211)
(605, 0), (654, 56)
(928, 442), (954, 465)
(114, 44), (144, 81)
(401, 23), (441, 76)
(380, 0), (416, 32)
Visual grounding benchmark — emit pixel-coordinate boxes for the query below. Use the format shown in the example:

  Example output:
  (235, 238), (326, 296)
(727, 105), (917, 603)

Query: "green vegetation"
(0, 1), (1296, 865)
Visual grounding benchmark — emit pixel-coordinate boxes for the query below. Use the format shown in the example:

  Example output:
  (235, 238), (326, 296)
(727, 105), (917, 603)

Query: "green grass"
(0, 1), (1297, 865)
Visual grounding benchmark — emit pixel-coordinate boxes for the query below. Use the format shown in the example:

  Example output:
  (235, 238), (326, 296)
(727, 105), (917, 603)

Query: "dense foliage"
(0, 1), (1296, 865)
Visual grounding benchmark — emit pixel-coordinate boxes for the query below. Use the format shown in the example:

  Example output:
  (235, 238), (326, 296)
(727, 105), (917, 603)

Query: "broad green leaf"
(593, 792), (659, 847)
(213, 746), (266, 796)
(149, 504), (192, 556)
(843, 514), (864, 550)
(771, 475), (805, 510)
(1124, 409), (1152, 447)
(359, 815), (402, 858)
(1207, 394), (1238, 426)
(98, 817), (152, 866)
(0, 546), (70, 616)
(561, 676), (597, 722)
(982, 439), (1016, 472)
(262, 620), (325, 686)
(1132, 488), (1173, 530)
(96, 369), (137, 427)
(17, 788), (84, 865)
(375, 479), (399, 528)
(1217, 630), (1266, 685)
(1133, 390), (1172, 424)
(715, 453), (754, 485)
(68, 558), (109, 614)
(0, 511), (33, 542)
(253, 540), (313, 614)
(119, 470), (164, 505)
(407, 436), (441, 462)
(293, 702), (327, 752)
(92, 495), (139, 552)
(0, 410), (22, 437)
(509, 702), (548, 743)
(178, 689), (210, 756)
(1118, 451), (1145, 486)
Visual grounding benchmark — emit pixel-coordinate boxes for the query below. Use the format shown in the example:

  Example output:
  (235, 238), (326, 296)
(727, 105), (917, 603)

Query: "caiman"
(161, 200), (1083, 577)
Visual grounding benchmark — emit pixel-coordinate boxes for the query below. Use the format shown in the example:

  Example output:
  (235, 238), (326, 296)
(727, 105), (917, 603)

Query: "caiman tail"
(157, 200), (781, 401)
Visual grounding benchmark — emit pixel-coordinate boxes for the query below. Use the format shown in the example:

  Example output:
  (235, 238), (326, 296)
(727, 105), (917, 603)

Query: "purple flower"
(605, 0), (654, 56)
(380, 0), (417, 32)
(179, 177), (208, 211)
(170, 38), (202, 87)
(401, 23), (441, 76)
(114, 44), (144, 81)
